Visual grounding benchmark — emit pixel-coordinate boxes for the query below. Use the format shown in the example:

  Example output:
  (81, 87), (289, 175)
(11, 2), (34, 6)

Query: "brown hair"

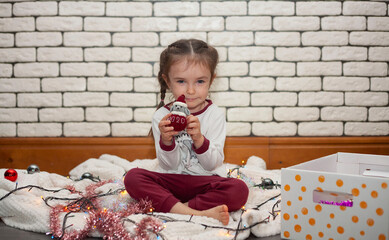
(156, 39), (219, 110)
(149, 39), (219, 137)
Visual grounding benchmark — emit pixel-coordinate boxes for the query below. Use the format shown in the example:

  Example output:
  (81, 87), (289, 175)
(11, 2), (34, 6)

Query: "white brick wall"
(0, 0), (388, 137)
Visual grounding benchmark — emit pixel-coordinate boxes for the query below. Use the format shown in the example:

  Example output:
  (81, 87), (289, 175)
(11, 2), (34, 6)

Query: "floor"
(0, 220), (282, 240)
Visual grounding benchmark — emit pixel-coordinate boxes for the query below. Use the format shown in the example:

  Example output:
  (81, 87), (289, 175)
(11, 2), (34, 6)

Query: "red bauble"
(4, 169), (18, 182)
(168, 114), (187, 131)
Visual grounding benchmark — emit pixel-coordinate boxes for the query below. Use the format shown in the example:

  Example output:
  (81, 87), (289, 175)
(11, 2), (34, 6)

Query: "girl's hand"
(159, 113), (179, 146)
(186, 115), (204, 149)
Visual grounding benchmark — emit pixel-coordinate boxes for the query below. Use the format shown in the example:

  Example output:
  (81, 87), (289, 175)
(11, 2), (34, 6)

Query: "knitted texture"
(0, 155), (281, 239)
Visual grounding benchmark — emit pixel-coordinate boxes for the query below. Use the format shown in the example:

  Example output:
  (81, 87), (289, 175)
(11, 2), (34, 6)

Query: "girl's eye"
(177, 80), (184, 84)
(197, 80), (205, 84)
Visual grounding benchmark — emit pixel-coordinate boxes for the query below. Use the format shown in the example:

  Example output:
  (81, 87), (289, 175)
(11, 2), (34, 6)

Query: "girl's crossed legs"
(124, 168), (249, 225)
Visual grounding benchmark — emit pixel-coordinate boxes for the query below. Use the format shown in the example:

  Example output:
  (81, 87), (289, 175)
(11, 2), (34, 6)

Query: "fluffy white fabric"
(0, 155), (281, 240)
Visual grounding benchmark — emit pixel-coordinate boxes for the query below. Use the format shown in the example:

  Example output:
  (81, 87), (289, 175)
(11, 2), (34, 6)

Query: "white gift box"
(281, 152), (389, 240)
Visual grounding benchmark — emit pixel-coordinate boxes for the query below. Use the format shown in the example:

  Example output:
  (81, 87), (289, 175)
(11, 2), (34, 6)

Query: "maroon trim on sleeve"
(159, 137), (175, 151)
(193, 136), (210, 154)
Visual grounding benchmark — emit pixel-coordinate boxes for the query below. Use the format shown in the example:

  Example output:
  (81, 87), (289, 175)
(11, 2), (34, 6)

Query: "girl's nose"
(187, 84), (195, 94)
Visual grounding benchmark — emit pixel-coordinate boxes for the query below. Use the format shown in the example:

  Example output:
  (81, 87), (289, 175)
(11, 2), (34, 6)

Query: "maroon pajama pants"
(124, 168), (249, 213)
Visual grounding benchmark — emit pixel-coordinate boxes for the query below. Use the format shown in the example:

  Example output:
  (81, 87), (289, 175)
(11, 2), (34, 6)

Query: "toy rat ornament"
(168, 95), (190, 131)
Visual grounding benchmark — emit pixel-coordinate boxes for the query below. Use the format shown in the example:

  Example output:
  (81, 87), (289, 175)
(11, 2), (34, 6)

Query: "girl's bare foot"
(202, 205), (229, 225)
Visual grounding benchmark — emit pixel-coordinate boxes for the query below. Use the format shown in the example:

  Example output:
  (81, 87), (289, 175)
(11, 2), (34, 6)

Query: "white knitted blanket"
(0, 155), (281, 240)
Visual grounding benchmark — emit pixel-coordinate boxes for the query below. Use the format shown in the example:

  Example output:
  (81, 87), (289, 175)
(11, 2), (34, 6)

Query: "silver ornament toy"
(27, 164), (40, 174)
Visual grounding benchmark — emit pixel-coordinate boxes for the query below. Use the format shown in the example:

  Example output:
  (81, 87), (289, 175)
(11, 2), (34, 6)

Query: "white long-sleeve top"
(152, 100), (226, 177)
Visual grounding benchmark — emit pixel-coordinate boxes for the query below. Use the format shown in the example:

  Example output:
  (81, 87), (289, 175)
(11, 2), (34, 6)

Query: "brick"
(0, 108), (37, 122)
(369, 107), (389, 121)
(299, 92), (344, 106)
(345, 92), (388, 106)
(255, 32), (300, 46)
(134, 108), (155, 122)
(133, 47), (164, 62)
(226, 17), (271, 31)
(108, 63), (153, 77)
(302, 32), (348, 46)
(61, 63), (106, 77)
(132, 18), (176, 32)
(298, 122), (343, 136)
(14, 2), (57, 16)
(18, 123), (62, 137)
(216, 47), (227, 61)
(179, 17), (224, 31)
(0, 17), (34, 32)
(86, 107), (132, 122)
(0, 78), (40, 92)
(64, 92), (109, 107)
(42, 77), (86, 92)
(0, 123), (16, 137)
(323, 77), (369, 91)
(155, 2), (199, 16)
(227, 107), (272, 122)
(64, 123), (110, 137)
(297, 62), (342, 76)
(322, 17), (366, 31)
(371, 77), (389, 91)
(276, 77), (321, 91)
(110, 93), (156, 107)
(276, 47), (320, 61)
(85, 17), (130, 32)
(322, 47), (367, 61)
(343, 2), (387, 16)
(274, 107), (319, 121)
(296, 2), (341, 15)
(208, 32), (253, 46)
(368, 17), (389, 31)
(321, 107), (367, 121)
(202, 2), (246, 16)
(252, 92), (297, 106)
(160, 32), (207, 46)
(18, 93), (61, 107)
(112, 123), (150, 137)
(64, 32), (110, 47)
(212, 92), (250, 107)
(0, 33), (13, 47)
(250, 62), (295, 77)
(37, 17), (82, 31)
(369, 47), (389, 61)
(38, 47), (83, 62)
(0, 48), (35, 62)
(345, 122), (388, 136)
(252, 122), (297, 136)
(113, 33), (159, 47)
(229, 47), (274, 61)
(16, 32), (62, 47)
(217, 62), (248, 76)
(210, 77), (229, 92)
(227, 122), (251, 136)
(230, 77), (275, 91)
(59, 2), (104, 16)
(14, 63), (59, 77)
(39, 108), (84, 122)
(106, 2), (152, 16)
(85, 48), (131, 62)
(248, 1), (294, 16)
(0, 93), (15, 107)
(134, 78), (158, 92)
(0, 64), (12, 77)
(88, 77), (133, 92)
(344, 62), (387, 76)
(274, 17), (320, 31)
(0, 4), (11, 17)
(350, 32), (389, 46)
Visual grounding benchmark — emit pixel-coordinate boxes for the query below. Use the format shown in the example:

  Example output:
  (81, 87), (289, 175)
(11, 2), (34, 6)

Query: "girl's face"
(163, 59), (215, 113)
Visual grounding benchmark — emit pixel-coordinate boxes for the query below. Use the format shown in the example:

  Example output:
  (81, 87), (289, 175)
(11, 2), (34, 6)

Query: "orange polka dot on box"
(281, 152), (389, 240)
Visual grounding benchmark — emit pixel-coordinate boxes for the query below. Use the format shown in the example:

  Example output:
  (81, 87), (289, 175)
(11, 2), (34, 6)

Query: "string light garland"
(1, 166), (282, 240)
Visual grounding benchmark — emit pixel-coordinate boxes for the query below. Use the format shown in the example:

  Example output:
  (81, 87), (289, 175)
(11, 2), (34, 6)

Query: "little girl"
(124, 39), (249, 225)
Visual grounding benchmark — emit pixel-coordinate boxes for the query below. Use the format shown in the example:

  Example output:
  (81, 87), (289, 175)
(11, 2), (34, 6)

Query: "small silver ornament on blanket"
(27, 164), (40, 174)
